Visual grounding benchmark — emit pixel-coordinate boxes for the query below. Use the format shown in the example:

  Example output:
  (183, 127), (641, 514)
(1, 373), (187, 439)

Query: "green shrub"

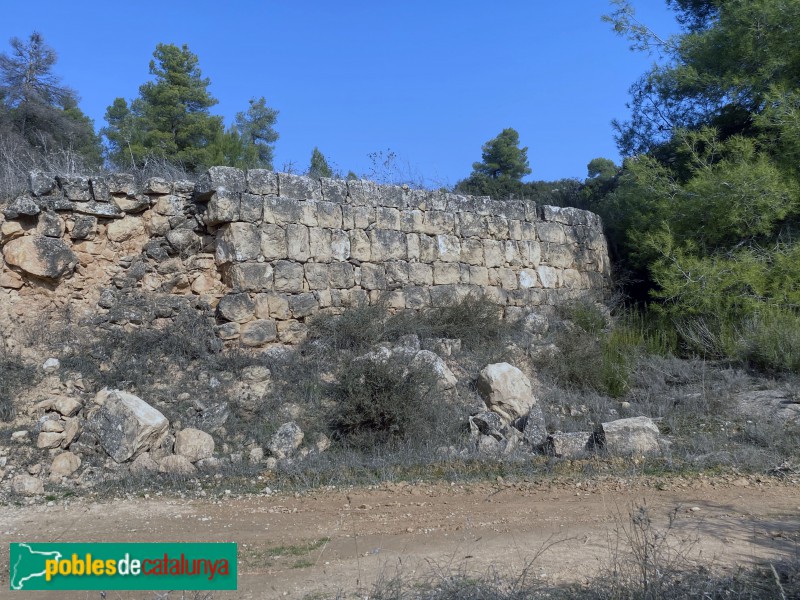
(326, 358), (444, 450)
(738, 306), (800, 372)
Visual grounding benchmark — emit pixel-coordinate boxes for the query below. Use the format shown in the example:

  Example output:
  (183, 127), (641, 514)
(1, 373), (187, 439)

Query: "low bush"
(0, 345), (36, 421)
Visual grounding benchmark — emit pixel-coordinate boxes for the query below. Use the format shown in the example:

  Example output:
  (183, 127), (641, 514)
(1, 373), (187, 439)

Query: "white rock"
(174, 428), (215, 462)
(476, 363), (537, 423)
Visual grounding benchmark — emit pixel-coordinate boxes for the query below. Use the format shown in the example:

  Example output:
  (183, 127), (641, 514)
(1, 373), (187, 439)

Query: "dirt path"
(1, 476), (798, 599)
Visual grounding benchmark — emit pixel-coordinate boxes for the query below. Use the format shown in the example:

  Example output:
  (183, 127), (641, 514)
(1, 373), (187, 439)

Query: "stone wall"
(0, 167), (610, 347)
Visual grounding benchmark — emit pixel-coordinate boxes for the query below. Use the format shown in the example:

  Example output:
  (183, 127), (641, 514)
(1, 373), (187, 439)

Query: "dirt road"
(1, 475), (798, 599)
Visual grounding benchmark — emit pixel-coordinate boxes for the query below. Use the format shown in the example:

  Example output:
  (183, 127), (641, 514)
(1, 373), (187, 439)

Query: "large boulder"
(476, 363), (537, 423)
(545, 431), (593, 458)
(268, 422), (304, 459)
(158, 454), (197, 476)
(11, 474), (44, 496)
(594, 417), (661, 456)
(2, 235), (77, 280)
(174, 428), (215, 462)
(86, 389), (169, 463)
(49, 452), (81, 479)
(410, 350), (457, 391)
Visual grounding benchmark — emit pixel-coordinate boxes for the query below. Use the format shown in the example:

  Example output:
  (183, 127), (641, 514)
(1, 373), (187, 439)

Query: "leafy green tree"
(234, 97), (278, 169)
(455, 128), (531, 197)
(104, 43), (223, 170)
(308, 146), (333, 178)
(0, 32), (101, 166)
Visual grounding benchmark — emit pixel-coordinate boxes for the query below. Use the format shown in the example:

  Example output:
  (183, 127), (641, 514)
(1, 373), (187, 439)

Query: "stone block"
(204, 190), (239, 225)
(460, 238), (484, 265)
(518, 269), (539, 289)
(289, 292), (319, 318)
(376, 207), (401, 230)
(226, 262), (274, 292)
(260, 224), (287, 260)
(304, 263), (329, 289)
(360, 263), (386, 290)
(317, 201), (343, 228)
(433, 262), (460, 285)
(273, 260), (305, 292)
(309, 227), (332, 262)
(537, 265), (560, 288)
(483, 240), (504, 268)
(331, 229), (350, 261)
(469, 265), (489, 286)
(436, 234), (461, 262)
(279, 173), (322, 200)
(370, 229), (407, 262)
(240, 319), (278, 346)
(404, 286), (431, 309)
(329, 262), (355, 288)
(299, 201), (319, 226)
(265, 196), (303, 224)
(537, 221), (566, 244)
(266, 292), (291, 319)
(421, 211), (455, 235)
(247, 169), (278, 195)
(277, 320), (308, 344)
(385, 260), (409, 286)
(216, 223), (260, 264)
(196, 166), (246, 198)
(240, 192), (264, 222)
(286, 223), (310, 261)
(217, 292), (255, 323)
(349, 229), (371, 261)
(320, 177), (348, 203)
(418, 234), (438, 262)
(2, 236), (77, 280)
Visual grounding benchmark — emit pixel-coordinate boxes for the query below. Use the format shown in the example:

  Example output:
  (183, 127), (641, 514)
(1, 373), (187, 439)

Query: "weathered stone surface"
(273, 260), (305, 293)
(37, 210), (65, 238)
(37, 431), (64, 449)
(29, 171), (56, 196)
(216, 292), (255, 323)
(73, 201), (123, 218)
(476, 363), (537, 423)
(521, 404), (548, 448)
(410, 350), (457, 391)
(2, 236), (77, 280)
(12, 474), (44, 496)
(247, 169), (278, 195)
(226, 262), (273, 292)
(595, 417), (661, 456)
(268, 422), (304, 459)
(50, 451), (81, 478)
(279, 173), (322, 201)
(70, 215), (97, 240)
(145, 177), (171, 194)
(545, 431), (592, 458)
(240, 319), (277, 346)
(158, 454), (197, 475)
(204, 190), (240, 225)
(87, 389), (169, 463)
(216, 223), (260, 264)
(174, 428), (215, 462)
(57, 175), (92, 201)
(196, 166), (246, 198)
(130, 452), (159, 475)
(112, 195), (150, 213)
(107, 173), (137, 195)
(107, 216), (145, 242)
(53, 396), (82, 417)
(4, 195), (40, 219)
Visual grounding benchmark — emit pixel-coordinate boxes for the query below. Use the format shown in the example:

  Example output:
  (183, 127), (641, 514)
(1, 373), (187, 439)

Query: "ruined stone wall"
(0, 167), (610, 348)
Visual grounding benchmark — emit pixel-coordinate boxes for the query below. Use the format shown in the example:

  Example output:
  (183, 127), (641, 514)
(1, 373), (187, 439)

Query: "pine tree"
(308, 147), (333, 178)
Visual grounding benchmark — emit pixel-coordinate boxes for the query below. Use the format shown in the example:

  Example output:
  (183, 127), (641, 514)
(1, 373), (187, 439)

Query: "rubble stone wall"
(0, 167), (611, 347)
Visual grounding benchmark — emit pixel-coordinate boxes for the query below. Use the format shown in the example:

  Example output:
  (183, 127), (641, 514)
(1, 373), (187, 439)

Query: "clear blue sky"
(1, 1), (680, 186)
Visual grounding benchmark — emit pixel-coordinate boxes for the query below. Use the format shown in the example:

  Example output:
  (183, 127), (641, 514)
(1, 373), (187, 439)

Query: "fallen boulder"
(593, 416), (661, 456)
(476, 362), (537, 423)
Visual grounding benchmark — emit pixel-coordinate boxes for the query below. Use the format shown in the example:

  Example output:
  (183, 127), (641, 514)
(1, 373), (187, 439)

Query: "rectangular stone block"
(400, 209), (423, 233)
(518, 268), (539, 289)
(247, 169), (278, 195)
(289, 292), (319, 318)
(429, 284), (461, 307)
(260, 224), (287, 260)
(409, 262), (433, 285)
(460, 238), (484, 265)
(498, 267), (518, 290)
(273, 260), (305, 292)
(418, 234), (438, 263)
(370, 229), (407, 262)
(404, 286), (431, 309)
(320, 177), (348, 204)
(537, 265), (560, 289)
(376, 207), (401, 230)
(562, 268), (583, 289)
(360, 263), (386, 290)
(331, 229), (350, 261)
(542, 243), (575, 269)
(239, 193), (263, 223)
(504, 240), (523, 266)
(406, 233), (420, 261)
(445, 194), (474, 214)
(378, 185), (407, 209)
(317, 201), (343, 228)
(509, 220), (523, 240)
(216, 223), (260, 265)
(279, 173), (322, 201)
(297, 201), (318, 226)
(344, 287), (369, 307)
(277, 319), (308, 344)
(436, 234), (460, 262)
(304, 263), (329, 289)
(329, 262), (355, 288)
(420, 211), (455, 235)
(349, 229), (371, 261)
(263, 196), (296, 224)
(309, 227), (332, 262)
(341, 205), (355, 230)
(538, 221), (566, 244)
(485, 215), (509, 238)
(469, 265), (489, 286)
(267, 292), (291, 319)
(205, 190), (240, 225)
(286, 224), (310, 261)
(385, 261), (409, 286)
(483, 240), (504, 268)
(352, 206), (375, 229)
(433, 262), (461, 285)
(457, 212), (487, 238)
(225, 262), (274, 292)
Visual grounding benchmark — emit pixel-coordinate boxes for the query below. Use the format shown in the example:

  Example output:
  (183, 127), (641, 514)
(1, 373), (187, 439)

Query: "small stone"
(50, 452), (81, 478)
(174, 428), (215, 462)
(53, 396), (82, 417)
(42, 358), (60, 373)
(12, 474), (44, 496)
(37, 431), (64, 449)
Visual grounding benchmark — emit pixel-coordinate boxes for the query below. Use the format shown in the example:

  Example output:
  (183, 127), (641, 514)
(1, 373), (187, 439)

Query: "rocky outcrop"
(86, 389), (169, 463)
